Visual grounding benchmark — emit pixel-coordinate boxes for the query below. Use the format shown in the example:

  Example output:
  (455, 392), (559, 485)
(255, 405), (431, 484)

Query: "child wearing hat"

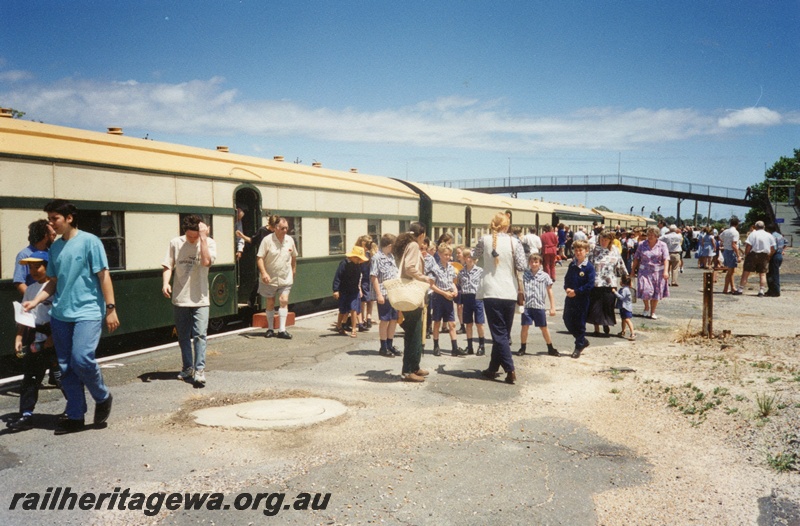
(333, 246), (369, 338)
(8, 251), (60, 432)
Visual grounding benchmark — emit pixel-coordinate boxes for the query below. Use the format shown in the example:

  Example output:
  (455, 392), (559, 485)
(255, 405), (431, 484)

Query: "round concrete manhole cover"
(192, 398), (347, 430)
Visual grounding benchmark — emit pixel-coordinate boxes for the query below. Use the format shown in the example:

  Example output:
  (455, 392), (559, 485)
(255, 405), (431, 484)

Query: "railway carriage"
(592, 209), (650, 230)
(0, 117), (419, 355)
(398, 181), (557, 247)
(0, 116), (646, 360)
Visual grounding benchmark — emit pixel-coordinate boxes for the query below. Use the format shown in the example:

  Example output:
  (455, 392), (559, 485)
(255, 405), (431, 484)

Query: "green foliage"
(756, 392), (781, 418)
(744, 149), (800, 226)
(0, 105), (25, 119)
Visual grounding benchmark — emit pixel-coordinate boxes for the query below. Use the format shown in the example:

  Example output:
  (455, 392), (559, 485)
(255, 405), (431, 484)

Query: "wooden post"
(702, 271), (714, 337)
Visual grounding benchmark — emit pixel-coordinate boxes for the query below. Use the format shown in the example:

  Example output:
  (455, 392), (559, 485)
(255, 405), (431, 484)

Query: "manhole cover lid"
(192, 398), (347, 429)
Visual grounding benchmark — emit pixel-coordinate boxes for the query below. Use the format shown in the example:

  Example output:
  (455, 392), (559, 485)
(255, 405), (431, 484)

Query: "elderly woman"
(473, 212), (527, 385)
(588, 230), (628, 335)
(631, 226), (670, 319)
(393, 222), (435, 383)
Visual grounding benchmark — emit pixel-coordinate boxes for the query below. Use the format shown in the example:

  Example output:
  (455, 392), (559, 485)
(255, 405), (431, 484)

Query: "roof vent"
(216, 146), (229, 153)
(0, 108), (12, 118)
(107, 127), (123, 135)
(312, 162), (322, 168)
(350, 168), (358, 173)
(273, 156), (284, 162)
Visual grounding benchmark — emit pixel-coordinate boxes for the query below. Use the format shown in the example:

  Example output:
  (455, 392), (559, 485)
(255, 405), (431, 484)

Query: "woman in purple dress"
(631, 226), (670, 319)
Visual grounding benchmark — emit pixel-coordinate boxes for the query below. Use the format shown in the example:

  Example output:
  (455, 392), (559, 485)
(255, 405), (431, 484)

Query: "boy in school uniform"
(422, 238), (436, 339)
(563, 240), (595, 359)
(333, 246), (369, 338)
(457, 251), (486, 356)
(429, 244), (466, 357)
(613, 275), (636, 340)
(7, 251), (59, 431)
(370, 234), (401, 357)
(518, 254), (560, 357)
(452, 246), (467, 334)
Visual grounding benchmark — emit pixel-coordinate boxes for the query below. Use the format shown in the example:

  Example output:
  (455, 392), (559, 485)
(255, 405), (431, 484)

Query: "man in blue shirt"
(13, 219), (55, 296)
(765, 224), (787, 297)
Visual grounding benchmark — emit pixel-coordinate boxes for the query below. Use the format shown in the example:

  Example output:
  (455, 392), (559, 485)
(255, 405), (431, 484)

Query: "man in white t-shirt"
(734, 221), (775, 297)
(521, 227), (542, 255)
(718, 218), (741, 294)
(162, 215), (217, 385)
(660, 225), (684, 286)
(257, 217), (297, 339)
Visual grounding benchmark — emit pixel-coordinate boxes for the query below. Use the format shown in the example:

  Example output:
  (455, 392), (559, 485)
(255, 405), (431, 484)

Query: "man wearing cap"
(257, 216), (297, 339)
(13, 219), (56, 296)
(734, 221), (776, 297)
(162, 215), (217, 385)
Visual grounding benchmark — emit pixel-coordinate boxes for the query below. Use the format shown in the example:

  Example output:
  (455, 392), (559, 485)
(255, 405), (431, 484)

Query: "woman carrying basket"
(392, 222), (435, 382)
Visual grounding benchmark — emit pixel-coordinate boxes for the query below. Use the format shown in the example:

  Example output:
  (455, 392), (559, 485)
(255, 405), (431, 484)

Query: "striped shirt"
(369, 250), (399, 299)
(458, 265), (483, 295)
(523, 268), (553, 309)
(423, 253), (437, 274)
(429, 262), (457, 292)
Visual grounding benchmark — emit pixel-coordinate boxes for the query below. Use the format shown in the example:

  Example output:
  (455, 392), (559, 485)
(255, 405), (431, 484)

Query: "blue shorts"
(377, 300), (398, 321)
(619, 308), (633, 320)
(431, 294), (455, 322)
(461, 294), (485, 324)
(723, 249), (738, 269)
(338, 293), (361, 314)
(521, 307), (547, 327)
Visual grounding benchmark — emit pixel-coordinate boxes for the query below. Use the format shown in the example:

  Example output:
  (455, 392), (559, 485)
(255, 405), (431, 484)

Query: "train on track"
(0, 115), (650, 357)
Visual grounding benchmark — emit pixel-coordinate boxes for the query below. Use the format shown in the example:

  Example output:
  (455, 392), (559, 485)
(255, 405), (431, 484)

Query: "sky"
(1, 0), (798, 221)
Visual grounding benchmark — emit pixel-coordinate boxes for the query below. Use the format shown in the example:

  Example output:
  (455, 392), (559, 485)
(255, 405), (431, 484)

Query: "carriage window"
(329, 217), (345, 255)
(367, 219), (381, 245)
(81, 210), (125, 270)
(284, 216), (302, 257)
(399, 220), (411, 234)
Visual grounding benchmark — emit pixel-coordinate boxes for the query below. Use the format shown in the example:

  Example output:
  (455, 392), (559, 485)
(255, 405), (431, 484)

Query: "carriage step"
(252, 311), (295, 328)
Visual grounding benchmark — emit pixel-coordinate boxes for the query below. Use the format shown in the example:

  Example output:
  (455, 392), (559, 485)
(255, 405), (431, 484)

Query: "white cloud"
(718, 107), (782, 128)
(0, 77), (792, 153)
(0, 69), (34, 83)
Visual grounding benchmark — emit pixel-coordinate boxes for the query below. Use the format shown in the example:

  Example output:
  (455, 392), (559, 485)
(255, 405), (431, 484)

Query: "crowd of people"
(7, 202), (789, 434)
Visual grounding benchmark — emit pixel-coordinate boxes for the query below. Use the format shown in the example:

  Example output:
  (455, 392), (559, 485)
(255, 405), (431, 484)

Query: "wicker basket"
(384, 277), (430, 311)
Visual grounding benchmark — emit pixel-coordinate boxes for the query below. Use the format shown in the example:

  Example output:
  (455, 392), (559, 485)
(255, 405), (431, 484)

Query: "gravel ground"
(1, 248), (798, 525)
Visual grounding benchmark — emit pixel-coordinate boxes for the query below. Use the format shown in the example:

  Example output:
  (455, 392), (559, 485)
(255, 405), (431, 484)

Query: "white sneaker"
(177, 368), (194, 381)
(193, 369), (206, 385)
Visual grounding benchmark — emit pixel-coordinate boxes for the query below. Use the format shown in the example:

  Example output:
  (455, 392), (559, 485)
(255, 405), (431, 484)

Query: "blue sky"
(2, 1), (798, 220)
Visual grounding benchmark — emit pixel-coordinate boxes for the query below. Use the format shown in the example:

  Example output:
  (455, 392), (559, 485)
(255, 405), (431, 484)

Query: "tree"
(744, 149), (800, 226)
(594, 205), (613, 212)
(0, 106), (25, 119)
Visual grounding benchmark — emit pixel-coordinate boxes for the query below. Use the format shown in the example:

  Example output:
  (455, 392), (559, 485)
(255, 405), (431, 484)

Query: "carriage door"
(235, 187), (262, 307)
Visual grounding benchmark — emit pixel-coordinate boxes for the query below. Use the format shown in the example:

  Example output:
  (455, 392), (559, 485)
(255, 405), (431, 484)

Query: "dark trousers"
(767, 253), (783, 295)
(19, 347), (58, 414)
(400, 308), (424, 375)
(563, 296), (590, 348)
(483, 298), (516, 373)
